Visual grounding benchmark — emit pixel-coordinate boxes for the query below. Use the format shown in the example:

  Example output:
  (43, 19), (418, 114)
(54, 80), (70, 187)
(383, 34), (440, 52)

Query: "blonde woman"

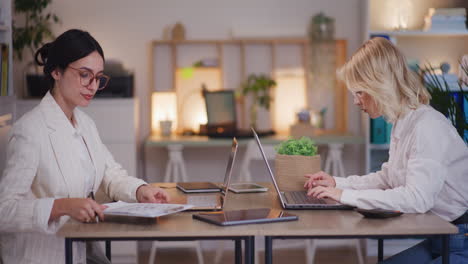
(304, 37), (468, 263)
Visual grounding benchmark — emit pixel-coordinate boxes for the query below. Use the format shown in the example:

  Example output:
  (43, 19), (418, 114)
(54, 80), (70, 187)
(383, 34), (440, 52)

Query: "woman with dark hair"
(305, 37), (468, 263)
(0, 29), (169, 263)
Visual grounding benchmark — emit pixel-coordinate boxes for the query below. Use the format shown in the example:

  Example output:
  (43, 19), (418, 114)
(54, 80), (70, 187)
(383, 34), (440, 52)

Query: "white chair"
(147, 144), (204, 264)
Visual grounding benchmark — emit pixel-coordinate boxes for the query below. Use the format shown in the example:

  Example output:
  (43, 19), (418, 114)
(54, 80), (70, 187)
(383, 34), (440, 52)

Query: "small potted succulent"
(275, 137), (321, 191)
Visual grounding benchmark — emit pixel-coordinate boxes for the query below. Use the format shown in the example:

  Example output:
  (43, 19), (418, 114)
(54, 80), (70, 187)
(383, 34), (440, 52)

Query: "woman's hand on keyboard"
(304, 171), (336, 189)
(307, 186), (343, 202)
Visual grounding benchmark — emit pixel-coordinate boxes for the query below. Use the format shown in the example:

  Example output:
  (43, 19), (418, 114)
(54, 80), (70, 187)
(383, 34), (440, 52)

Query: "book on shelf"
(370, 116), (392, 144)
(0, 44), (8, 96)
(424, 7), (467, 32)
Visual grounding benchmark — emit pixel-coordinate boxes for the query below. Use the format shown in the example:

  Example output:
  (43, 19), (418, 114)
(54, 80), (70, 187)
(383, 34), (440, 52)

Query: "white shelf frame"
(369, 30), (468, 37)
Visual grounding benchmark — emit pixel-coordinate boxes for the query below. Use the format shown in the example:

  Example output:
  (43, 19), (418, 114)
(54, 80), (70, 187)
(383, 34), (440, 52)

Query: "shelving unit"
(150, 38), (348, 135)
(0, 0), (14, 173)
(364, 0), (468, 174)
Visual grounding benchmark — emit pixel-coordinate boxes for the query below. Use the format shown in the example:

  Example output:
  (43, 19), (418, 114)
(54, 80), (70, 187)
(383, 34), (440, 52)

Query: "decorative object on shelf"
(151, 92), (177, 135)
(307, 12), (340, 132)
(423, 8), (467, 32)
(13, 0), (60, 98)
(290, 109), (313, 138)
(382, 0), (413, 31)
(193, 58), (218, 67)
(240, 74), (276, 130)
(420, 61), (468, 142)
(159, 120), (173, 137)
(171, 22), (186, 41)
(308, 12), (335, 41)
(274, 137), (321, 191)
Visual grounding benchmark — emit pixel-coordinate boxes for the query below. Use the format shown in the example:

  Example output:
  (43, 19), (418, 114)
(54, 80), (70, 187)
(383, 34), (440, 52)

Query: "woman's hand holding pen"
(304, 171), (342, 202)
(49, 198), (107, 223)
(136, 185), (170, 203)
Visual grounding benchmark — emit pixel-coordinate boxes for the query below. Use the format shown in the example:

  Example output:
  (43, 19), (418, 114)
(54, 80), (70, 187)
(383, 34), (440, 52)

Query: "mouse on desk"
(355, 208), (403, 219)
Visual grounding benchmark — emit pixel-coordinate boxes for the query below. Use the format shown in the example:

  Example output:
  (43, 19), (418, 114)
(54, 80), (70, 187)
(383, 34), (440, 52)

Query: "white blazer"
(0, 92), (146, 264)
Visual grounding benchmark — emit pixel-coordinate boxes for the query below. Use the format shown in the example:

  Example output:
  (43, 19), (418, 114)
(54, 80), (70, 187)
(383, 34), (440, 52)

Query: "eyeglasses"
(352, 91), (364, 99)
(68, 66), (110, 90)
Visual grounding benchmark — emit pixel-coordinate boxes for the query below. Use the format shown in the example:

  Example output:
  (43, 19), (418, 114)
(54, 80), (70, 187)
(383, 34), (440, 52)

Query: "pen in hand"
(88, 191), (100, 223)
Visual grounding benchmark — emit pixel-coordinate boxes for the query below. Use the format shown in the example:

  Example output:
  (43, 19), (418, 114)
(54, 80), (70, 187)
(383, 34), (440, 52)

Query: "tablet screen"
(193, 208), (298, 226)
(231, 183), (265, 189)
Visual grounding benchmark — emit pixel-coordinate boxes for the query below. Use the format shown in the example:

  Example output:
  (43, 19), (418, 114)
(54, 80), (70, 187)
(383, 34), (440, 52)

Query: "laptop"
(182, 137), (238, 211)
(252, 128), (353, 210)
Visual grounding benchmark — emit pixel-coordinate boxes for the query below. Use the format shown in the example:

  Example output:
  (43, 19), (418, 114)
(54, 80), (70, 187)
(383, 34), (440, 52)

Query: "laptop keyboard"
(287, 191), (326, 204)
(187, 195), (219, 207)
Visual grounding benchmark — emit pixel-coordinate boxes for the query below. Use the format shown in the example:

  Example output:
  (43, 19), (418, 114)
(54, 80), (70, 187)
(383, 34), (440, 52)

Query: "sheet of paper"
(103, 201), (193, 218)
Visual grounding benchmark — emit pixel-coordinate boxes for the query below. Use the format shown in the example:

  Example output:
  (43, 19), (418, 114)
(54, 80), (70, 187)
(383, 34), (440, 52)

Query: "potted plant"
(420, 62), (468, 143)
(275, 137), (321, 191)
(308, 12), (335, 41)
(240, 74), (276, 130)
(13, 0), (60, 97)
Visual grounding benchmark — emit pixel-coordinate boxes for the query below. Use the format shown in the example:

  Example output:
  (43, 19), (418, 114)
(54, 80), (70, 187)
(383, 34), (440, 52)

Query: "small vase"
(308, 21), (335, 41)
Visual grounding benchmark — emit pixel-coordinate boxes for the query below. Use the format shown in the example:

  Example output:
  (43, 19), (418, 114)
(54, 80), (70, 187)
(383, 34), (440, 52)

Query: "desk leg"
(65, 238), (73, 264)
(235, 239), (242, 264)
(250, 236), (255, 264)
(105, 240), (111, 261)
(244, 236), (254, 264)
(378, 238), (384, 262)
(442, 235), (450, 264)
(265, 236), (273, 264)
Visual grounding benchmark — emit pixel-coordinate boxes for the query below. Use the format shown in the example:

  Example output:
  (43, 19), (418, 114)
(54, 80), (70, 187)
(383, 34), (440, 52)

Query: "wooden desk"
(58, 183), (457, 264)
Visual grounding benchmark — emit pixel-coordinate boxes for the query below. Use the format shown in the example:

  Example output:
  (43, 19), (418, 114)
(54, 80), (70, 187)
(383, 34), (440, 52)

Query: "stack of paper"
(103, 201), (193, 218)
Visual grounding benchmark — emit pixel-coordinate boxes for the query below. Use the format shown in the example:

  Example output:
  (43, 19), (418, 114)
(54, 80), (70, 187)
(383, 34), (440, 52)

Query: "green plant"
(275, 137), (318, 156)
(311, 12), (334, 25)
(420, 62), (468, 143)
(240, 74), (276, 129)
(13, 0), (60, 67)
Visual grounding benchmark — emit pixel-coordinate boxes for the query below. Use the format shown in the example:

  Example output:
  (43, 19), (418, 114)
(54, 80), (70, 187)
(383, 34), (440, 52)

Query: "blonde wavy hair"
(337, 37), (430, 123)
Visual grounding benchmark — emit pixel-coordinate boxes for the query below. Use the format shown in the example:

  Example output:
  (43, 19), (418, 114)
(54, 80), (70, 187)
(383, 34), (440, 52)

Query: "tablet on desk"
(193, 208), (298, 226)
(228, 183), (268, 193)
(176, 182), (221, 193)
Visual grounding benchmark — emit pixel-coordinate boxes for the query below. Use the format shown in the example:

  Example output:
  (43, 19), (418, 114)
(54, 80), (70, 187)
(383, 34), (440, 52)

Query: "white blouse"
(335, 105), (468, 221)
(73, 123), (96, 196)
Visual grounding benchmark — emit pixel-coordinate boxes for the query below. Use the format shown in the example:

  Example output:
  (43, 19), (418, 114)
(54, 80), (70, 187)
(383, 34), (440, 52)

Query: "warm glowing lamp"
(273, 68), (307, 134)
(151, 92), (177, 135)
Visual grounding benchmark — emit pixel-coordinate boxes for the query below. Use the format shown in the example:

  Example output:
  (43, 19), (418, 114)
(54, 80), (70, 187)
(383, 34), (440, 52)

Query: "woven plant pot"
(274, 154), (321, 191)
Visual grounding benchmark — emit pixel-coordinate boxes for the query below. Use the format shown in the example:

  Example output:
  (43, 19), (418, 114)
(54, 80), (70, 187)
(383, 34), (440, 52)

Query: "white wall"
(15, 0), (366, 180)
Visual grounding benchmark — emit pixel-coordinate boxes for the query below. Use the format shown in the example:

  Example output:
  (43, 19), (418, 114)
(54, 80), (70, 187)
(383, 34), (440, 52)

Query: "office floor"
(139, 246), (378, 264)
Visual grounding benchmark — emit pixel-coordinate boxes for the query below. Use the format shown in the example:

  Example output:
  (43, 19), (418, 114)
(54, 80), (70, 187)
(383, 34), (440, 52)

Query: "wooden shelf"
(369, 144), (390, 150)
(152, 37), (309, 46)
(370, 30), (468, 37)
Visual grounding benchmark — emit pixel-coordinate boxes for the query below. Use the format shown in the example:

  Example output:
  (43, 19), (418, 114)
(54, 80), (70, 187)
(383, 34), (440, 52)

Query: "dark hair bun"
(34, 42), (52, 67)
